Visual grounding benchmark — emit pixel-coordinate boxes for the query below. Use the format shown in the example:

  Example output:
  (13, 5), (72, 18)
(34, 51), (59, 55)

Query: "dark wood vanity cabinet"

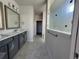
(0, 31), (27, 59)
(8, 36), (19, 59)
(8, 32), (27, 59)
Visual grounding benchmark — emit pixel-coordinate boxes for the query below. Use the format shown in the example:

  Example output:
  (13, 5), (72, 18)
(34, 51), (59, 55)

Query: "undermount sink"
(1, 35), (9, 36)
(0, 34), (9, 38)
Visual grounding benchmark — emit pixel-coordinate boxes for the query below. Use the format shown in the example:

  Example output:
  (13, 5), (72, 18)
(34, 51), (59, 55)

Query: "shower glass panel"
(47, 0), (75, 34)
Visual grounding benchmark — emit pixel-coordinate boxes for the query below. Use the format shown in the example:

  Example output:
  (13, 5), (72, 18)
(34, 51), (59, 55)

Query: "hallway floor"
(13, 36), (50, 59)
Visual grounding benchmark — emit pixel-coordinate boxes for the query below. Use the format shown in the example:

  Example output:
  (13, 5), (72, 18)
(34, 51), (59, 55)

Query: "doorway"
(36, 21), (42, 35)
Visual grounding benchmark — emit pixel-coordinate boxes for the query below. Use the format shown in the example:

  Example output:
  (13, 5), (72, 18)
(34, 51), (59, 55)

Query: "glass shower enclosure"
(47, 0), (75, 35)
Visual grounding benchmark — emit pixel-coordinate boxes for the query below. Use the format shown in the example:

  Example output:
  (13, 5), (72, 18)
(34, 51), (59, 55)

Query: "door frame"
(69, 0), (79, 59)
(36, 21), (42, 35)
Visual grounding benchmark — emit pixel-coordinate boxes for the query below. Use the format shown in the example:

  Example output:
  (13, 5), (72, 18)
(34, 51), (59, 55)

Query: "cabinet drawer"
(19, 34), (25, 48)
(0, 38), (13, 47)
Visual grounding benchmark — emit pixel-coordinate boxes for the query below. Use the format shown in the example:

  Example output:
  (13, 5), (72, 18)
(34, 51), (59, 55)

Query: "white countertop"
(0, 30), (27, 41)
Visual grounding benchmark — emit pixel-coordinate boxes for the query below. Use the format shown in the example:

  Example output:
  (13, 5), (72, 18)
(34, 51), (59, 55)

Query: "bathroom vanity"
(0, 30), (27, 59)
(0, 1), (27, 59)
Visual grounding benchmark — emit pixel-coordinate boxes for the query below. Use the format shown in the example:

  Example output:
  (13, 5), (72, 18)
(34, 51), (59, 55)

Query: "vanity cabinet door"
(0, 38), (13, 47)
(24, 32), (27, 42)
(19, 33), (25, 48)
(0, 45), (8, 59)
(23, 32), (27, 43)
(8, 37), (18, 59)
(13, 35), (19, 50)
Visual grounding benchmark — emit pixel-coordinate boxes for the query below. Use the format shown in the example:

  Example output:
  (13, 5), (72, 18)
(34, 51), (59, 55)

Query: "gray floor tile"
(13, 36), (50, 59)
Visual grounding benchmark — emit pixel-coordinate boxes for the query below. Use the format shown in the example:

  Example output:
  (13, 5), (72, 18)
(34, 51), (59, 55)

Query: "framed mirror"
(0, 2), (4, 29)
(5, 5), (20, 29)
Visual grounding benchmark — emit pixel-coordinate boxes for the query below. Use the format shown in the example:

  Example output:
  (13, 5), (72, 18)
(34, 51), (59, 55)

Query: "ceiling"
(15, 0), (45, 6)
(15, 0), (46, 13)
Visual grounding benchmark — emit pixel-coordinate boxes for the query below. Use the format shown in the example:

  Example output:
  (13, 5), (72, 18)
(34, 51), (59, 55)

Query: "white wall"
(33, 20), (36, 36)
(47, 0), (54, 29)
(48, 0), (54, 10)
(20, 6), (34, 42)
(42, 5), (46, 40)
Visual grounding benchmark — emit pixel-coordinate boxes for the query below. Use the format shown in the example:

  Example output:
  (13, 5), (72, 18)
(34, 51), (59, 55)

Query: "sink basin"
(1, 35), (9, 36)
(0, 34), (9, 38)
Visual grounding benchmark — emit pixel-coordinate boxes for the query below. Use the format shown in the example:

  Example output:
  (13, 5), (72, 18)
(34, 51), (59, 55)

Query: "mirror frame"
(0, 2), (4, 30)
(4, 5), (20, 29)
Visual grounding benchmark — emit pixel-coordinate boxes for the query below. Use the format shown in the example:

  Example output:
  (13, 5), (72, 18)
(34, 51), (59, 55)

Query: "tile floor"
(13, 36), (50, 59)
